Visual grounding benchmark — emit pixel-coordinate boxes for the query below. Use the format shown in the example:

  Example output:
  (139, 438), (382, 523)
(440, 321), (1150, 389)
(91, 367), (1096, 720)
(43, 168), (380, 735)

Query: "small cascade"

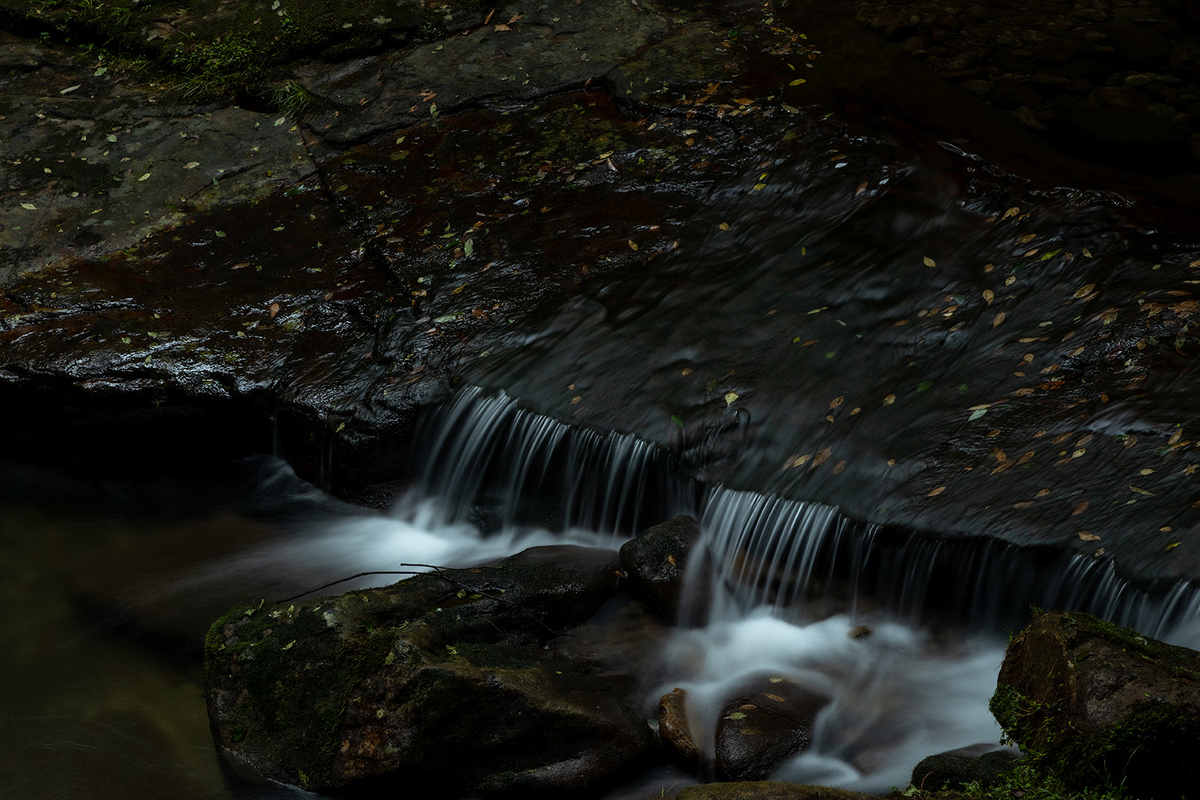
(398, 387), (1200, 641)
(693, 486), (1200, 639)
(404, 386), (695, 537)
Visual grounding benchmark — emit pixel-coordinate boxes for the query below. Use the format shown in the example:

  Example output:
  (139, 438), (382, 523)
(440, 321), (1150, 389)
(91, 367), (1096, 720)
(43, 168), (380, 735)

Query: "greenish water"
(0, 460), (322, 800)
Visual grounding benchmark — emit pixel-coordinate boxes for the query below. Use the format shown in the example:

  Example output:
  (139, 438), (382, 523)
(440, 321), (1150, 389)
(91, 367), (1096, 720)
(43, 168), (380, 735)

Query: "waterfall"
(406, 387), (1200, 642)
(405, 385), (696, 537)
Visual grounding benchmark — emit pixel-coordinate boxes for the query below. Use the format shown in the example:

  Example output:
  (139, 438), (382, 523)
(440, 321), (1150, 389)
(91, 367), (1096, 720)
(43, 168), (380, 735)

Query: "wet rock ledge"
(5, 0), (1200, 582)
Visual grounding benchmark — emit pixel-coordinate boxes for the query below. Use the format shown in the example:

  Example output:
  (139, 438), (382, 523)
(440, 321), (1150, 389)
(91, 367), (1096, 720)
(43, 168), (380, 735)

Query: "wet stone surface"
(3, 0), (1200, 583)
(854, 0), (1200, 174)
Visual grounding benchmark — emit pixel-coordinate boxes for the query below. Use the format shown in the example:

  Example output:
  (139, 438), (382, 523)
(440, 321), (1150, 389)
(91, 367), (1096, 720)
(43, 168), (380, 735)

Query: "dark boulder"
(991, 611), (1200, 799)
(715, 677), (829, 782)
(909, 743), (1021, 791)
(204, 545), (655, 796)
(619, 514), (706, 622)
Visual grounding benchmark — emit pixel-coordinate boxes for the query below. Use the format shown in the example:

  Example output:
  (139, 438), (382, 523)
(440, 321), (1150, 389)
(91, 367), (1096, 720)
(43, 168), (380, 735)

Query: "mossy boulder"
(204, 545), (655, 796)
(672, 782), (875, 800)
(909, 744), (1020, 792)
(991, 611), (1200, 799)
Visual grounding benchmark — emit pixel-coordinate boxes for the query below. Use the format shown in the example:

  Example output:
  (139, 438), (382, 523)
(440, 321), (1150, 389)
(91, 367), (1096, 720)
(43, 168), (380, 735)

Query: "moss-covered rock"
(991, 611), (1200, 799)
(673, 782), (876, 800)
(204, 544), (655, 795)
(909, 744), (1020, 792)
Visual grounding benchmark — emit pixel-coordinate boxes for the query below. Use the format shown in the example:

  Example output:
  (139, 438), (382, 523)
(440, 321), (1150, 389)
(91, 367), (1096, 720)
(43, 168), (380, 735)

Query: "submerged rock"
(204, 545), (655, 796)
(991, 611), (1200, 799)
(715, 678), (829, 782)
(620, 514), (705, 622)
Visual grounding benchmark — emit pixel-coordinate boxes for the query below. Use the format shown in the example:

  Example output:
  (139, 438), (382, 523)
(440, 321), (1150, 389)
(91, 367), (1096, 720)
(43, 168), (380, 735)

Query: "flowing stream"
(4, 387), (1199, 799)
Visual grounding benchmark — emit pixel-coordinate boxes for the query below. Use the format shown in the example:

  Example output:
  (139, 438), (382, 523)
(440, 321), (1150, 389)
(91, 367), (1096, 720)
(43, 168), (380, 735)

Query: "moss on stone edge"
(204, 598), (400, 788)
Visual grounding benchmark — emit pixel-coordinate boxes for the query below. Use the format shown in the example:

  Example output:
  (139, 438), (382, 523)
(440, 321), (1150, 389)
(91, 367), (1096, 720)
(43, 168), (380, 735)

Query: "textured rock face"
(619, 514), (704, 622)
(203, 545), (656, 796)
(991, 611), (1200, 799)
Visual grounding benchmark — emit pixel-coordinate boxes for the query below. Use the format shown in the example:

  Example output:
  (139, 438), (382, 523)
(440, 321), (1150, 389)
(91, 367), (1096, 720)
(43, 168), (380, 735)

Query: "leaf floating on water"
(719, 222), (730, 230)
(832, 460), (846, 475)
(628, 240), (638, 251)
(916, 380), (933, 392)
(1166, 542), (1181, 551)
(968, 408), (988, 421)
(791, 454), (811, 467)
(269, 302), (280, 318)
(19, 202), (36, 210)
(829, 396), (844, 410)
(671, 415), (684, 428)
(282, 640), (295, 650)
(1072, 500), (1089, 516)
(1124, 435), (1138, 449)
(1017, 234), (1037, 244)
(1078, 531), (1100, 541)
(1130, 486), (1154, 496)
(923, 256), (936, 267)
(1072, 448), (1086, 458)
(725, 391), (739, 406)
(928, 486), (946, 497)
(1014, 501), (1034, 510)
(1036, 489), (1050, 497)
(789, 78), (807, 86)
(1169, 429), (1184, 446)
(1082, 247), (1093, 258)
(724, 712), (748, 720)
(983, 289), (994, 305)
(1074, 284), (1094, 299)
(993, 312), (1006, 328)
(993, 448), (1007, 462)
(883, 394), (896, 405)
(812, 448), (832, 467)
(764, 693), (786, 702)
(1140, 468), (1155, 475)
(1002, 207), (1019, 219)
